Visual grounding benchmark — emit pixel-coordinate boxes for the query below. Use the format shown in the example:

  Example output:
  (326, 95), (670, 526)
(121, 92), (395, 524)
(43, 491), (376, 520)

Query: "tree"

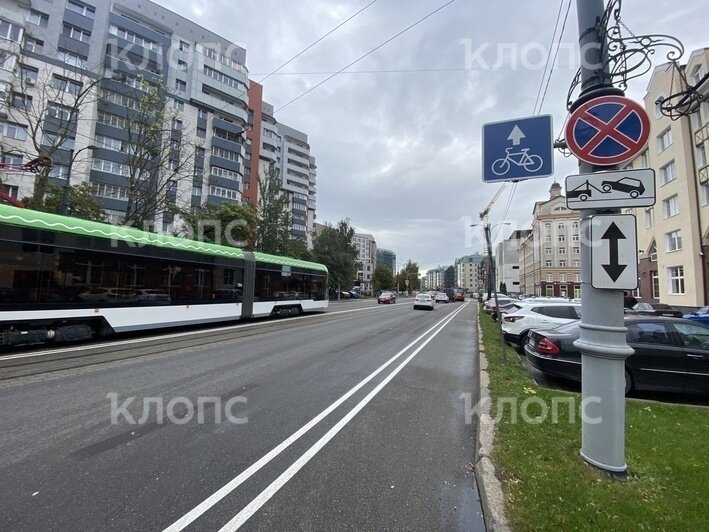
(35, 182), (106, 222)
(499, 281), (508, 294)
(371, 266), (395, 292)
(284, 238), (312, 261)
(119, 78), (200, 228)
(255, 165), (292, 255)
(176, 202), (257, 249)
(312, 219), (358, 296)
(395, 259), (421, 291)
(3, 59), (107, 210)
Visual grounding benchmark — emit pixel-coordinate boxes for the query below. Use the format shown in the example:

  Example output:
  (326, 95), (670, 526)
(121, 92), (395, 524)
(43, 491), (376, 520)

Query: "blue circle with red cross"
(565, 95), (650, 166)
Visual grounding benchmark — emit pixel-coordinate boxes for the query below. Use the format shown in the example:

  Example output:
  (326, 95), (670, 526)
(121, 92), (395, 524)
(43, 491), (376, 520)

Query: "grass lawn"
(479, 312), (709, 531)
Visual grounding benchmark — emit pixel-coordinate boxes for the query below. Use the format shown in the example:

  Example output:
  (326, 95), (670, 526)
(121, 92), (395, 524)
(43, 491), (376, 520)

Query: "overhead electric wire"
(274, 0), (458, 112)
(491, 0), (571, 240)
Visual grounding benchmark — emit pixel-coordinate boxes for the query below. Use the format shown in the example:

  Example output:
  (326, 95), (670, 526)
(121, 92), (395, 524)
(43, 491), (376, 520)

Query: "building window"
(179, 40), (190, 51)
(47, 103), (76, 122)
(209, 185), (239, 200)
(571, 221), (579, 229)
(108, 25), (162, 53)
(545, 260), (552, 267)
(41, 133), (75, 151)
(660, 161), (676, 184)
(690, 111), (702, 131)
(1, 184), (18, 199)
(67, 1), (96, 18)
(668, 266), (684, 295)
(663, 194), (679, 219)
(696, 144), (707, 169)
(92, 157), (129, 177)
(665, 230), (682, 252)
(62, 23), (91, 43)
(544, 222), (551, 231)
(192, 186), (202, 197)
(2, 153), (23, 166)
(573, 260), (580, 267)
(560, 273), (567, 283)
(559, 247), (566, 255)
(175, 79), (186, 93)
(0, 19), (23, 42)
(546, 273), (553, 282)
(19, 65), (38, 81)
(559, 260), (567, 267)
(574, 273), (581, 282)
(196, 126), (206, 138)
(649, 241), (657, 261)
(571, 233), (579, 241)
(0, 121), (28, 141)
(172, 99), (184, 111)
(545, 248), (552, 255)
(558, 222), (565, 231)
(645, 207), (654, 228)
(171, 118), (183, 131)
(57, 48), (87, 67)
(52, 76), (82, 96)
(97, 110), (128, 129)
(27, 10), (49, 27)
(544, 235), (552, 243)
(49, 164), (69, 179)
(701, 182), (709, 206)
(572, 246), (580, 254)
(197, 108), (209, 120)
(95, 134), (133, 153)
(657, 128), (672, 152)
(651, 271), (659, 298)
(91, 182), (129, 200)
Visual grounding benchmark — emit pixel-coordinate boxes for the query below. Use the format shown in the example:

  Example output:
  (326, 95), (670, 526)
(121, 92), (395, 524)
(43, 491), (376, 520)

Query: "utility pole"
(571, 0), (633, 475)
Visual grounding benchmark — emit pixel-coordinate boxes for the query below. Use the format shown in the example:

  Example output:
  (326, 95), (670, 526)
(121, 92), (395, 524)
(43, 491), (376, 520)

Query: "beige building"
(627, 48), (709, 309)
(521, 182), (581, 298)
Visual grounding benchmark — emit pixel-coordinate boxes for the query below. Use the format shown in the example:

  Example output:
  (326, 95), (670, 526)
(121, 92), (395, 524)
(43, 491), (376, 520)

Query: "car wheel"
(624, 369), (633, 395)
(602, 184), (612, 192)
(516, 332), (528, 355)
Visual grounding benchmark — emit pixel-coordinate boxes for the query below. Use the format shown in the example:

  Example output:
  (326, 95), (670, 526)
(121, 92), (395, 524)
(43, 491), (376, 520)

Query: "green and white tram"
(0, 204), (328, 346)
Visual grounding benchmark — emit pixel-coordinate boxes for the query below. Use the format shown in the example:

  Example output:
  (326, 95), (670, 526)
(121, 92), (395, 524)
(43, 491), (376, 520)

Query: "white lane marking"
(0, 304), (408, 362)
(162, 303), (467, 532)
(218, 303), (469, 531)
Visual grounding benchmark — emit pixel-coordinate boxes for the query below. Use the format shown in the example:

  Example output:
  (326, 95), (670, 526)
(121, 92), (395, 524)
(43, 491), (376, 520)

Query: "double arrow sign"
(590, 214), (638, 290)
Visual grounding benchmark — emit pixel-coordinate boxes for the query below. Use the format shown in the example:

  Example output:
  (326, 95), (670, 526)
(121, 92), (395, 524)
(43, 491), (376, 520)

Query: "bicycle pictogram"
(491, 147), (543, 176)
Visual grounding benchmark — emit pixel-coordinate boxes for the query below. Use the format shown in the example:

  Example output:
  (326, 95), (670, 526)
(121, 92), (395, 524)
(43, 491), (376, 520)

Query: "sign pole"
(571, 0), (634, 476)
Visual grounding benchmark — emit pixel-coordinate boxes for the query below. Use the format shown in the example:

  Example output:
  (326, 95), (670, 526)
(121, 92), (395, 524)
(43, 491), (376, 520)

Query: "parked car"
(492, 302), (524, 321)
(435, 292), (449, 303)
(135, 289), (171, 303)
(378, 291), (396, 304)
(348, 290), (361, 299)
(502, 302), (582, 351)
(413, 293), (434, 311)
(628, 302), (683, 318)
(685, 306), (709, 325)
(525, 317), (709, 395)
(483, 297), (516, 314)
(601, 176), (645, 197)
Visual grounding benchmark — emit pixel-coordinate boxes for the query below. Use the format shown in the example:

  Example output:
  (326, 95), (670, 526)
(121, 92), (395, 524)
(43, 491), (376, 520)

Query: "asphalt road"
(0, 299), (485, 531)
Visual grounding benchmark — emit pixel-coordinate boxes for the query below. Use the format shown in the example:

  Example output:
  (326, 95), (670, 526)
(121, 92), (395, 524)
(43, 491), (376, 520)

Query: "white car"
(434, 292), (449, 303)
(414, 293), (434, 310)
(502, 302), (582, 351)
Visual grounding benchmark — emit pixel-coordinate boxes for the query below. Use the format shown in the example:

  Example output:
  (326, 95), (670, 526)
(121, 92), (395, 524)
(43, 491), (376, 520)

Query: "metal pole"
(485, 224), (507, 361)
(572, 0), (633, 475)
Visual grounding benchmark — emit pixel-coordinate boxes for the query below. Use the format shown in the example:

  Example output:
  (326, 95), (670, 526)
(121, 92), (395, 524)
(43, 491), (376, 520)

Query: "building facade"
(375, 248), (396, 273)
(522, 182), (581, 298)
(495, 229), (531, 295)
(353, 232), (376, 291)
(628, 49), (708, 309)
(0, 0), (318, 240)
(455, 253), (484, 292)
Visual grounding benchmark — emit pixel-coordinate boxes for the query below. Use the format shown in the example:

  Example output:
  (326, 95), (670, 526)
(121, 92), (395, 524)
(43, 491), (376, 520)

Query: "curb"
(475, 317), (511, 532)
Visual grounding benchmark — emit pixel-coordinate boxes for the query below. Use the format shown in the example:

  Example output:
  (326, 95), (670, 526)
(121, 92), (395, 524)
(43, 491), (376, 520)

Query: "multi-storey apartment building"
(627, 49), (708, 309)
(375, 248), (396, 273)
(353, 232), (376, 291)
(495, 229), (531, 295)
(455, 253), (484, 293)
(0, 0), (318, 240)
(424, 266), (445, 291)
(521, 182), (581, 298)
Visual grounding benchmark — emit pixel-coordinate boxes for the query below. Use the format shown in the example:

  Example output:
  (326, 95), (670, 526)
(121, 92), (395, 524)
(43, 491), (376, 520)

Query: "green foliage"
(312, 219), (358, 290)
(371, 265), (395, 292)
(32, 183), (105, 222)
(499, 281), (507, 294)
(284, 237), (312, 261)
(256, 166), (294, 255)
(395, 259), (421, 291)
(479, 313), (709, 531)
(176, 202), (257, 249)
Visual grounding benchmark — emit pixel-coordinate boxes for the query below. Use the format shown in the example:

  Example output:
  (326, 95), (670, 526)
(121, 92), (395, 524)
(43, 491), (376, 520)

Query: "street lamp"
(61, 144), (97, 215)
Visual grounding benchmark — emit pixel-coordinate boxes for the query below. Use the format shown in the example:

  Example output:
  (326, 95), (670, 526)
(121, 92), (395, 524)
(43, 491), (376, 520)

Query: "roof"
(0, 204), (327, 272)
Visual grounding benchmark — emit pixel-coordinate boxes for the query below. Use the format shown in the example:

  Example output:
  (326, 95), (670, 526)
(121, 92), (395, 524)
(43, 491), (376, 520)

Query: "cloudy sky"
(156, 0), (706, 272)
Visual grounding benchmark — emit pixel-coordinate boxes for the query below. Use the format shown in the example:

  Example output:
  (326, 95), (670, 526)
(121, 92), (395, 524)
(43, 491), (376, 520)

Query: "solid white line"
(162, 303), (467, 532)
(0, 304), (408, 362)
(218, 303), (469, 531)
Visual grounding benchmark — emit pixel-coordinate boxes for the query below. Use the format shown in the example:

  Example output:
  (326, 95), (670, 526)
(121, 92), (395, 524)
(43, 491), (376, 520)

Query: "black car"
(628, 302), (683, 318)
(601, 176), (645, 197)
(525, 317), (709, 395)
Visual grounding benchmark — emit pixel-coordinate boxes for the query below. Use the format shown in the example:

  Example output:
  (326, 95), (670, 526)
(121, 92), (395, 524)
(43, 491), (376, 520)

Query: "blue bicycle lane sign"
(482, 115), (554, 182)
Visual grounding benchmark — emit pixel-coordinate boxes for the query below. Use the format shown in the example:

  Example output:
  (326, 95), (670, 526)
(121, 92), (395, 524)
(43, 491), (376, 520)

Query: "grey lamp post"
(61, 144), (97, 215)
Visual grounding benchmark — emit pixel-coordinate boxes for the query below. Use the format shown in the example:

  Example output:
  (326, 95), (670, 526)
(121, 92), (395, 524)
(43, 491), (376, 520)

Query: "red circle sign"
(565, 95), (650, 166)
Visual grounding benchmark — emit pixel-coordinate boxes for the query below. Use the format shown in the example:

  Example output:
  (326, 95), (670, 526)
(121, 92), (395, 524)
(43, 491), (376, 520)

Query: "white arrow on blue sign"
(482, 115), (554, 182)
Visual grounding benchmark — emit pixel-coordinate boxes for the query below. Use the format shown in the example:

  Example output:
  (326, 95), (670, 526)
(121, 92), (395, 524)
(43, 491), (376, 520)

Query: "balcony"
(699, 163), (709, 184)
(695, 123), (709, 146)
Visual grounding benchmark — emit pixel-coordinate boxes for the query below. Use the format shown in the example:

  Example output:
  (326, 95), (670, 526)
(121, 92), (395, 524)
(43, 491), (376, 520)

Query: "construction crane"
(479, 184), (506, 222)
